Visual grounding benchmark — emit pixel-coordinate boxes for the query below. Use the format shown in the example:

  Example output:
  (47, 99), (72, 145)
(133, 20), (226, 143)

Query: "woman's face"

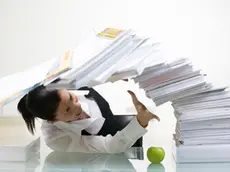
(55, 89), (88, 122)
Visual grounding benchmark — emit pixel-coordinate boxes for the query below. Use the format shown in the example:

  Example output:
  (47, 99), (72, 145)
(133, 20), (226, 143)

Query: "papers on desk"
(46, 28), (163, 89)
(0, 27), (162, 105)
(168, 76), (230, 162)
(173, 87), (230, 147)
(131, 57), (230, 163)
(173, 140), (230, 163)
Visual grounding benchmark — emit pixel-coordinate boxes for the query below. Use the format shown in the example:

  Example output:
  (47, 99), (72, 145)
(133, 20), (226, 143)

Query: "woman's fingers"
(128, 90), (160, 122)
(127, 90), (139, 104)
(127, 90), (147, 111)
(141, 109), (160, 122)
(150, 114), (160, 121)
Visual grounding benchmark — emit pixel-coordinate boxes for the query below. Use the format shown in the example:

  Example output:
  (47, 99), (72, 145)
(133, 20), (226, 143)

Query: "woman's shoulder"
(41, 120), (68, 142)
(41, 120), (59, 132)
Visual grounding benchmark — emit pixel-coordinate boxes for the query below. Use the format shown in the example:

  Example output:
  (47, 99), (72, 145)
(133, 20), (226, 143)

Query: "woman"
(17, 85), (160, 153)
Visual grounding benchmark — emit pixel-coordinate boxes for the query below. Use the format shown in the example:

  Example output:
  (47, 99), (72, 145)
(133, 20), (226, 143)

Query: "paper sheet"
(0, 59), (54, 104)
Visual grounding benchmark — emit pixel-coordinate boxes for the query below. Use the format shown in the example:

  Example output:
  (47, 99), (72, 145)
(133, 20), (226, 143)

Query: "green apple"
(147, 146), (165, 163)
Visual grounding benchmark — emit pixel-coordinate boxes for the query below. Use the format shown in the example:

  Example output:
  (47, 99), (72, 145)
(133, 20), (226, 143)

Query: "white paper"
(0, 59), (54, 104)
(147, 75), (205, 98)
(91, 37), (147, 84)
(61, 29), (134, 82)
(93, 81), (156, 115)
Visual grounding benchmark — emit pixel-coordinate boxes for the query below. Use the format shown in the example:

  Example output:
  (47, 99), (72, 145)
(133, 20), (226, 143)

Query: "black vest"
(78, 86), (142, 147)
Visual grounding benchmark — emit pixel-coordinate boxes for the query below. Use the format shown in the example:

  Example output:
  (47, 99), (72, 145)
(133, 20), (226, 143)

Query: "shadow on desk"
(42, 147), (165, 172)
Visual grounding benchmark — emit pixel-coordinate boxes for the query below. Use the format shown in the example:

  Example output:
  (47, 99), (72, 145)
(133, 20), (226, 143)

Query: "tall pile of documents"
(172, 86), (230, 163)
(1, 27), (230, 163)
(132, 57), (230, 163)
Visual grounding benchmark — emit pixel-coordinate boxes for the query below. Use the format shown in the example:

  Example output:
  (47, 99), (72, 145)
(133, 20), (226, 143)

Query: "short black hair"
(17, 85), (60, 134)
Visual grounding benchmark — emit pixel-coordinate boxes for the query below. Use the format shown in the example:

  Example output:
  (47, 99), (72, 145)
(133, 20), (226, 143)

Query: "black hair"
(17, 85), (61, 135)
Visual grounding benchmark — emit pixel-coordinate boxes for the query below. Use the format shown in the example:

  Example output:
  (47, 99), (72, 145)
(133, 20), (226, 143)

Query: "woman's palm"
(127, 90), (160, 127)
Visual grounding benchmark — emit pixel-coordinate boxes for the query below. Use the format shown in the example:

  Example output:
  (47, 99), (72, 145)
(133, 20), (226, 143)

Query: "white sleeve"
(43, 117), (147, 153)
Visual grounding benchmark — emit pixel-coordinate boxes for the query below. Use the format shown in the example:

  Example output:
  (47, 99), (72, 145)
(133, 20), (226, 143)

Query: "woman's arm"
(43, 117), (147, 153)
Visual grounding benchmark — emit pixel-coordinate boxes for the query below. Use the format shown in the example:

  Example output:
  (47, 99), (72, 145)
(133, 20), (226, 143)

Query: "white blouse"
(41, 83), (156, 153)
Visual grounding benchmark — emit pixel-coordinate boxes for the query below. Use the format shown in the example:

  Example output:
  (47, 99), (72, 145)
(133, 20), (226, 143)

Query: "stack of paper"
(133, 58), (213, 106)
(48, 29), (140, 87)
(130, 56), (230, 163)
(46, 28), (163, 89)
(172, 86), (230, 163)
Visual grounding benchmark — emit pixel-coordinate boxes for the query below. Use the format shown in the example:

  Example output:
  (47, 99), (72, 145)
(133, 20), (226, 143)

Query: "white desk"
(1, 138), (229, 172)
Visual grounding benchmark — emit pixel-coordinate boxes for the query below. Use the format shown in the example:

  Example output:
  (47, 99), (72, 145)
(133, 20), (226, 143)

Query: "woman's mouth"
(76, 108), (82, 116)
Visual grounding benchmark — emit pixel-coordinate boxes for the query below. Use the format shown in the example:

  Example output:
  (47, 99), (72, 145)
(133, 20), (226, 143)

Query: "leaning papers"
(58, 29), (135, 84)
(44, 50), (73, 85)
(107, 41), (162, 82)
(1, 28), (140, 104)
(0, 59), (53, 105)
(0, 50), (72, 105)
(76, 35), (146, 87)
(46, 27), (162, 89)
(91, 38), (155, 84)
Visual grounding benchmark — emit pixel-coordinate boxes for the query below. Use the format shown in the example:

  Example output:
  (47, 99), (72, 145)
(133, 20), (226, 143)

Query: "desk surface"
(1, 140), (230, 172)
